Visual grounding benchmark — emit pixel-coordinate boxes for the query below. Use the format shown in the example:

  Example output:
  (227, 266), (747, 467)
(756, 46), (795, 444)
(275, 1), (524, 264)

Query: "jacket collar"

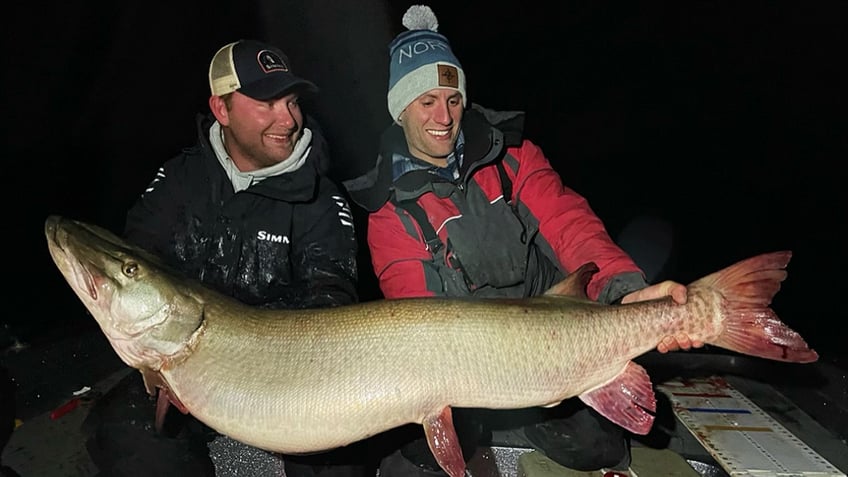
(195, 113), (322, 203)
(343, 104), (525, 212)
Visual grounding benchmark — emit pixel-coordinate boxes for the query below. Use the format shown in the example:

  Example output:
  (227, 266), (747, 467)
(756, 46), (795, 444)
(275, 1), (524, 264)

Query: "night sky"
(5, 2), (846, 361)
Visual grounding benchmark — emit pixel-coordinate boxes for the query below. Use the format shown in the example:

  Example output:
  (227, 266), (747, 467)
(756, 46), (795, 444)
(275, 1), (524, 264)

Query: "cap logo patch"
(257, 50), (289, 73)
(437, 64), (459, 88)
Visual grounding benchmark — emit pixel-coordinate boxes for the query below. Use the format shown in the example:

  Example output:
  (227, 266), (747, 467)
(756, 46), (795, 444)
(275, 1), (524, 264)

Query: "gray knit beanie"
(386, 5), (467, 121)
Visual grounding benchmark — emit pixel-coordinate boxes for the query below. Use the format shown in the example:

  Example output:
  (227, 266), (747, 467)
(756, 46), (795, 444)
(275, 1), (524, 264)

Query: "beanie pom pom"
(389, 4), (465, 121)
(402, 5), (439, 32)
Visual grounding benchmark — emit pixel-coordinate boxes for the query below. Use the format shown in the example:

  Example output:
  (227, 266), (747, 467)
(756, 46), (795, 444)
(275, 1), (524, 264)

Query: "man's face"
(398, 89), (463, 166)
(213, 90), (305, 171)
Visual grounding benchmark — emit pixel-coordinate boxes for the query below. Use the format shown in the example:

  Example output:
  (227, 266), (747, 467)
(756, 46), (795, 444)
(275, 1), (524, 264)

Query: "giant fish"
(44, 215), (817, 477)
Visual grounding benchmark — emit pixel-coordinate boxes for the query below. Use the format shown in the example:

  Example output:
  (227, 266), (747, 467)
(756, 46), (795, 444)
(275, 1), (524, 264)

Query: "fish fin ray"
(544, 262), (598, 299)
(155, 389), (170, 433)
(140, 368), (160, 396)
(423, 407), (466, 477)
(694, 251), (818, 363)
(142, 369), (189, 433)
(579, 361), (656, 435)
(154, 386), (189, 433)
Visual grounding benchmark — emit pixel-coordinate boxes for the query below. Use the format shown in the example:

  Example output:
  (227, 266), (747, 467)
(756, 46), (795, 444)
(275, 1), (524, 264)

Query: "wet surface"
(2, 323), (125, 423)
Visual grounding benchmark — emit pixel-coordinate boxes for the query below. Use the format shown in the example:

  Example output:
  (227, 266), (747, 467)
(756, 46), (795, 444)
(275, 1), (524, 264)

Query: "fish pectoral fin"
(579, 361), (657, 435)
(141, 369), (189, 434)
(140, 368), (162, 397)
(153, 386), (190, 434)
(154, 389), (170, 433)
(141, 368), (188, 410)
(423, 407), (466, 477)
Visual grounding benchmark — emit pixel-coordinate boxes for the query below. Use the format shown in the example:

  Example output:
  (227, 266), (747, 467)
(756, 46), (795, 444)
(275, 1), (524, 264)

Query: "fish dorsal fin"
(544, 262), (598, 299)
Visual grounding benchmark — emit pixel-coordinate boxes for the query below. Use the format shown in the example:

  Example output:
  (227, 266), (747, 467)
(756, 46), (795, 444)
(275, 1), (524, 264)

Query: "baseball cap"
(208, 39), (318, 100)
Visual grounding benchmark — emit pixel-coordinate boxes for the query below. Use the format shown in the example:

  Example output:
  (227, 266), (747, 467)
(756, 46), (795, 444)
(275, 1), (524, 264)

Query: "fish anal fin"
(545, 262), (598, 299)
(579, 361), (656, 435)
(423, 407), (466, 477)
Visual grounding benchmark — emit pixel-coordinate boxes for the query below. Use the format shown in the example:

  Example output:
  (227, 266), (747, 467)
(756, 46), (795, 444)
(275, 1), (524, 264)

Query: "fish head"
(44, 215), (205, 371)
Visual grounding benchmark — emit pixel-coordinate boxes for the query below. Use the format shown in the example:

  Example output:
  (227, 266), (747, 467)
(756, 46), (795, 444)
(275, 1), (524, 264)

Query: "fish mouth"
(74, 259), (99, 301)
(46, 217), (100, 301)
(46, 216), (173, 341)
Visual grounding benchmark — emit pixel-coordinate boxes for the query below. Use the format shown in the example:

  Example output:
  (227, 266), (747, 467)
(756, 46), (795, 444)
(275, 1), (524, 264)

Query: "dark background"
(4, 1), (845, 363)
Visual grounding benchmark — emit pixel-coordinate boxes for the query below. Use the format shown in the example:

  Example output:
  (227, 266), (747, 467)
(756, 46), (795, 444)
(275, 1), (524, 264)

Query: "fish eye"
(122, 261), (139, 277)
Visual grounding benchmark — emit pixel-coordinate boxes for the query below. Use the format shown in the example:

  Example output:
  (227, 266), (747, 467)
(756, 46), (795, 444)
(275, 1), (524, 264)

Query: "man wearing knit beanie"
(386, 5), (466, 123)
(344, 5), (698, 477)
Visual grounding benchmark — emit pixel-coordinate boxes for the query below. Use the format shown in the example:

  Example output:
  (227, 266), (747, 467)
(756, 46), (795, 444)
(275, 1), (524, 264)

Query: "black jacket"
(124, 114), (358, 309)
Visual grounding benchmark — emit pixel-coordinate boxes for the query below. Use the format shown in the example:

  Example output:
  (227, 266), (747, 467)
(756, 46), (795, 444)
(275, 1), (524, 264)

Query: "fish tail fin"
(693, 251), (818, 363)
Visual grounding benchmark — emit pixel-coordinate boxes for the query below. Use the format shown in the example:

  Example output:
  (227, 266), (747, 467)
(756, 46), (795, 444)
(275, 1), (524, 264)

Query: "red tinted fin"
(423, 407), (466, 477)
(141, 369), (189, 433)
(579, 361), (657, 435)
(153, 386), (190, 433)
(155, 389), (169, 433)
(692, 251), (818, 363)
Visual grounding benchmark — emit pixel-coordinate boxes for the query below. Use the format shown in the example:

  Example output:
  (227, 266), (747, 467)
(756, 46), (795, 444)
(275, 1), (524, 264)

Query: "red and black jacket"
(344, 105), (647, 302)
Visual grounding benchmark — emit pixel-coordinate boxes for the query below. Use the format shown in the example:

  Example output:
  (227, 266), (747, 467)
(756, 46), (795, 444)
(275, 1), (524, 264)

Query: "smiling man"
(87, 39), (362, 477)
(343, 4), (697, 477)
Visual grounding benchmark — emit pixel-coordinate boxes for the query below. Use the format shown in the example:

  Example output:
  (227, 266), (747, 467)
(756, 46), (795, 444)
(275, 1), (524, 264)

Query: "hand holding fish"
(621, 281), (706, 353)
(621, 280), (688, 306)
(45, 216), (818, 477)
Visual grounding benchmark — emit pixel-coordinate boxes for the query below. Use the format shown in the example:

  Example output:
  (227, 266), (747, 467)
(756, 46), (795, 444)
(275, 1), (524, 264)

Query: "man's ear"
(208, 95), (230, 125)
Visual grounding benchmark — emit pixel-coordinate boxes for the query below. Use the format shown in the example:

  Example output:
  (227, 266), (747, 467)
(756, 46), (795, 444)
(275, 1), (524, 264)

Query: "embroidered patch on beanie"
(387, 5), (467, 121)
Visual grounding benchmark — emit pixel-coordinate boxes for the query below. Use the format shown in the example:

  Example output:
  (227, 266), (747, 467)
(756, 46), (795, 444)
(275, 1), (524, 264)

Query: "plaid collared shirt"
(392, 131), (465, 182)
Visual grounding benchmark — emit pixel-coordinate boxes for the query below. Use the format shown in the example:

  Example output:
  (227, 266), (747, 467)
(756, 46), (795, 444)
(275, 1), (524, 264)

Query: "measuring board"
(657, 376), (844, 476)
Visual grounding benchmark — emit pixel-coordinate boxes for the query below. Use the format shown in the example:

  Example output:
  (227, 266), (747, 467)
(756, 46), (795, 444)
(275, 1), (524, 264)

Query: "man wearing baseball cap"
(85, 39), (367, 477)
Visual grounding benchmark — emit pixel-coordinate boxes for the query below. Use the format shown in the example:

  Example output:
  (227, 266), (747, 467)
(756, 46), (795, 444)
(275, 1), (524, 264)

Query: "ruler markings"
(658, 378), (845, 477)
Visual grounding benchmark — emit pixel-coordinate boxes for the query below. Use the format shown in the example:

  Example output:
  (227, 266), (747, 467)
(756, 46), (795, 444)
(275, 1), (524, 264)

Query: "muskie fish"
(45, 215), (818, 477)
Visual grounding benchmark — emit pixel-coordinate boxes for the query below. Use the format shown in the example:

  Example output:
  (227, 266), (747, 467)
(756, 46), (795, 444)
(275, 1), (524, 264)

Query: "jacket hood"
(343, 104), (525, 212)
(194, 113), (329, 204)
